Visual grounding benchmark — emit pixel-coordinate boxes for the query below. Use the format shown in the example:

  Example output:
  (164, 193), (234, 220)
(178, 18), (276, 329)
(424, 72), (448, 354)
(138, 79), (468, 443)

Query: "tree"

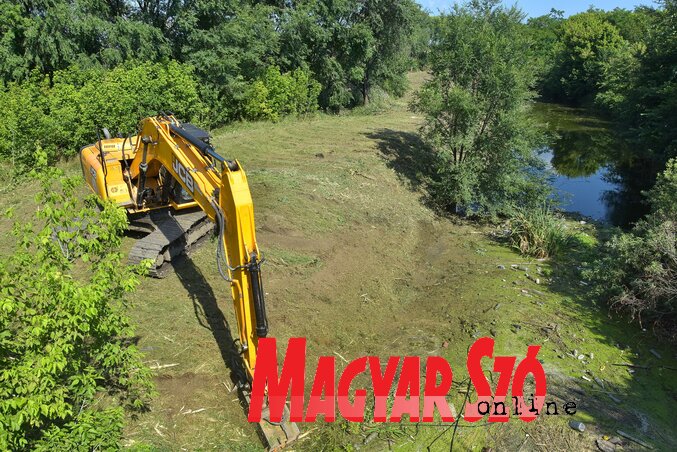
(0, 0), (170, 83)
(278, 0), (421, 111)
(625, 0), (677, 168)
(604, 7), (654, 43)
(0, 61), (204, 172)
(242, 65), (321, 121)
(407, 5), (436, 69)
(0, 162), (153, 449)
(526, 9), (565, 97)
(412, 0), (546, 217)
(175, 1), (279, 124)
(353, 0), (418, 103)
(278, 0), (353, 111)
(550, 11), (629, 103)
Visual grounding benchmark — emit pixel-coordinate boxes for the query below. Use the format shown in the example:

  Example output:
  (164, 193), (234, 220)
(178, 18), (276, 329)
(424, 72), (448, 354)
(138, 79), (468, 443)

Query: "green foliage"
(603, 7), (655, 43)
(278, 0), (421, 111)
(586, 159), (677, 338)
(0, 0), (170, 82)
(621, 0), (677, 168)
(407, 6), (437, 69)
(529, 7), (654, 108)
(0, 61), (203, 173)
(584, 219), (676, 338)
(525, 8), (565, 86)
(593, 40), (644, 112)
(646, 158), (677, 218)
(175, 2), (279, 125)
(508, 206), (572, 258)
(0, 161), (153, 449)
(555, 12), (630, 103)
(0, 0), (428, 130)
(242, 66), (321, 122)
(412, 0), (547, 218)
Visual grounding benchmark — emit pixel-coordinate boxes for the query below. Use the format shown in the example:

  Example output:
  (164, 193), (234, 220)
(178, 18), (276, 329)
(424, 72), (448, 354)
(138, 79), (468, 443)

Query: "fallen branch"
(612, 363), (677, 371)
(616, 430), (653, 449)
(297, 427), (317, 440)
(334, 351), (348, 364)
(180, 408), (206, 415)
(153, 423), (166, 437)
(613, 363), (650, 369)
(149, 362), (180, 370)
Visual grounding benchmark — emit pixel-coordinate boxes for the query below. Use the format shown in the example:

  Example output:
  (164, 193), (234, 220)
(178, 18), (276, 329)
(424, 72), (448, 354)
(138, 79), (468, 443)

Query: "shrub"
(0, 76), (56, 174)
(584, 219), (676, 337)
(350, 86), (394, 115)
(0, 160), (153, 449)
(646, 158), (677, 219)
(242, 66), (320, 121)
(0, 61), (204, 174)
(508, 206), (572, 258)
(585, 159), (677, 337)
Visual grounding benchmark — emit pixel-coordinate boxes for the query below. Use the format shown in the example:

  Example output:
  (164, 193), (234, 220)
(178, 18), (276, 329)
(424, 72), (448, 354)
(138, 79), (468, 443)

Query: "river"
(532, 102), (649, 228)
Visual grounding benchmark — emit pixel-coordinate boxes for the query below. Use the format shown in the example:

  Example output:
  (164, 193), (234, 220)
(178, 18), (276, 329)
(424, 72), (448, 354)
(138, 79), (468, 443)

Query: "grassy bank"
(0, 73), (674, 451)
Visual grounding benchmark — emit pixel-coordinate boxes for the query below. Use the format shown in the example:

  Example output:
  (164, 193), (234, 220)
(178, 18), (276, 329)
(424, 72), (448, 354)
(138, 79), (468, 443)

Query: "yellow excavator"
(80, 114), (299, 449)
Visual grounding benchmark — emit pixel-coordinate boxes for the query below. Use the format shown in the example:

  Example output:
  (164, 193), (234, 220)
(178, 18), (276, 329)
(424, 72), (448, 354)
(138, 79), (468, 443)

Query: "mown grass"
(0, 72), (674, 451)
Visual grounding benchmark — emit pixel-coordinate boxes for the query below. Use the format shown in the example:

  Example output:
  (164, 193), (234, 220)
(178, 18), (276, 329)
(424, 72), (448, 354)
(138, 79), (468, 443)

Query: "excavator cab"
(80, 124), (214, 277)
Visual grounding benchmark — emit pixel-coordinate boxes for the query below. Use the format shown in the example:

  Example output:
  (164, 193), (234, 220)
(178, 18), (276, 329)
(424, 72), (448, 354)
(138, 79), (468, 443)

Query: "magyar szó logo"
(248, 337), (576, 424)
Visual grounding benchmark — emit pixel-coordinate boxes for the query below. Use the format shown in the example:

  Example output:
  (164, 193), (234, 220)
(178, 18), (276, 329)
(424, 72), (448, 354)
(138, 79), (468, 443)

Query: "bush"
(242, 66), (320, 121)
(0, 61), (204, 174)
(350, 86), (394, 115)
(508, 206), (572, 258)
(585, 159), (677, 338)
(584, 219), (676, 337)
(0, 161), (153, 449)
(646, 158), (677, 219)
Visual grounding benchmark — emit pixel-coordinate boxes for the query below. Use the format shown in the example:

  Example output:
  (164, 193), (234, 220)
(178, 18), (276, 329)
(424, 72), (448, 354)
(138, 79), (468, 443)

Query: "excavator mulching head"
(257, 405), (301, 451)
(236, 390), (300, 450)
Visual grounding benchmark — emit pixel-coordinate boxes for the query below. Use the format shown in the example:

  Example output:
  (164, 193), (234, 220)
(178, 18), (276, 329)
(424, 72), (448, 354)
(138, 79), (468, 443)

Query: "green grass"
(508, 206), (573, 258)
(0, 72), (675, 451)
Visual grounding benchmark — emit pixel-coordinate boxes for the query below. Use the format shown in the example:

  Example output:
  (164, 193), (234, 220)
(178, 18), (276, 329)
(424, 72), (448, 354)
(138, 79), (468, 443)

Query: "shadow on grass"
(172, 255), (249, 386)
(365, 128), (437, 192)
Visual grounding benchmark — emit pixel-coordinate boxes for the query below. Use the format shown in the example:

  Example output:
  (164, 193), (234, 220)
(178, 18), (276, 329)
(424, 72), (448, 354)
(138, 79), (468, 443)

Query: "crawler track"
(128, 208), (215, 278)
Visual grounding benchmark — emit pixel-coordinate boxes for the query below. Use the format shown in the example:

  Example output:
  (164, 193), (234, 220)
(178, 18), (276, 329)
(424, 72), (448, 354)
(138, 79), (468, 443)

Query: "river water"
(532, 102), (648, 227)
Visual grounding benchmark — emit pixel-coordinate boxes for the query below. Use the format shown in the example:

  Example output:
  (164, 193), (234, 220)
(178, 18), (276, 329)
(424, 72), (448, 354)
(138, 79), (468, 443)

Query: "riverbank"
(0, 75), (674, 451)
(121, 84), (676, 450)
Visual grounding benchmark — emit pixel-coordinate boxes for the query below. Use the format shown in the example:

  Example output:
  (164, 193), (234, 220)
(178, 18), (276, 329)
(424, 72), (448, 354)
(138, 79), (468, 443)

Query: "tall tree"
(354, 0), (417, 103)
(279, 0), (421, 110)
(0, 0), (170, 83)
(413, 0), (545, 216)
(174, 0), (278, 123)
(548, 11), (629, 103)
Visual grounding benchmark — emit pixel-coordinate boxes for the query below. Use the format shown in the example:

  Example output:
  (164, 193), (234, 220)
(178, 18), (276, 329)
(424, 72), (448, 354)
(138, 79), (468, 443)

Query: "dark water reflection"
(532, 103), (650, 227)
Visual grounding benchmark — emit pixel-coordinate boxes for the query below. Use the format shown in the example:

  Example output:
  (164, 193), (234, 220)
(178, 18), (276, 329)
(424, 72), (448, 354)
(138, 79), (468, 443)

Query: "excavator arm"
(128, 116), (269, 377)
(82, 115), (298, 449)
